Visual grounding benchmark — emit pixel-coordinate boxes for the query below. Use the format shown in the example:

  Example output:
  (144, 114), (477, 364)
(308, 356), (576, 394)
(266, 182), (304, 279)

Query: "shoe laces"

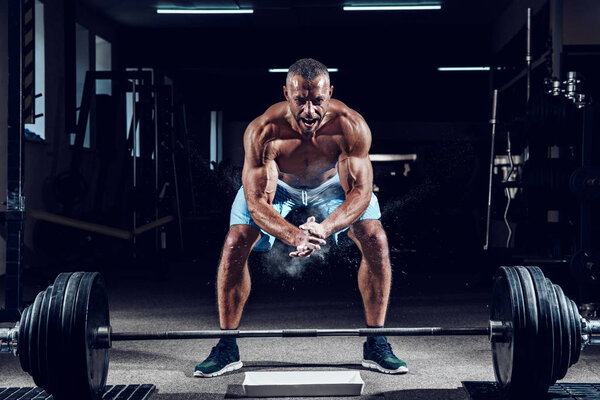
(372, 341), (394, 358)
(207, 341), (235, 362)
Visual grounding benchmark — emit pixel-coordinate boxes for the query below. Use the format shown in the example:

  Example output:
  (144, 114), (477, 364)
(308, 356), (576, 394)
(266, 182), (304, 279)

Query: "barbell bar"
(1, 266), (599, 400)
(105, 327), (493, 342)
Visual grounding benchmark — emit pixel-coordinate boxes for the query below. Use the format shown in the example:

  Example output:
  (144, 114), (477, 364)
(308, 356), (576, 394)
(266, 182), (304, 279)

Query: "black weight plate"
(554, 285), (575, 379)
(526, 267), (554, 395)
(569, 167), (600, 201)
(491, 266), (526, 397)
(553, 284), (571, 381)
(569, 299), (582, 365)
(35, 284), (53, 389)
(563, 293), (577, 369)
(72, 272), (110, 400)
(86, 273), (110, 399)
(52, 272), (85, 399)
(514, 267), (540, 388)
(545, 278), (562, 384)
(45, 273), (72, 394)
(18, 304), (32, 373)
(28, 290), (46, 386)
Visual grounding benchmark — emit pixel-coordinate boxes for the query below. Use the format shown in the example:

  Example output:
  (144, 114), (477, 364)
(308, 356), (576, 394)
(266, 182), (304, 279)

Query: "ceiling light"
(157, 9), (254, 14)
(437, 67), (490, 71)
(268, 68), (339, 73)
(343, 5), (441, 11)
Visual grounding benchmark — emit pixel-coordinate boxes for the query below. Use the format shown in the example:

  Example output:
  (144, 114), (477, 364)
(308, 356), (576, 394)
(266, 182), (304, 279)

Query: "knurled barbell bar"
(1, 266), (599, 400)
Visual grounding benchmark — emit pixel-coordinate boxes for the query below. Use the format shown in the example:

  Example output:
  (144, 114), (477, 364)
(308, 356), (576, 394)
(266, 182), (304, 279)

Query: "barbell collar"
(489, 320), (510, 343)
(0, 326), (19, 356)
(98, 326), (492, 347)
(582, 318), (600, 346)
(94, 325), (112, 349)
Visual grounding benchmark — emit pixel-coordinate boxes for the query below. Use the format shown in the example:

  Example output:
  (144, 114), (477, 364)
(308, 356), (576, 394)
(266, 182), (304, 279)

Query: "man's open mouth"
(301, 117), (318, 128)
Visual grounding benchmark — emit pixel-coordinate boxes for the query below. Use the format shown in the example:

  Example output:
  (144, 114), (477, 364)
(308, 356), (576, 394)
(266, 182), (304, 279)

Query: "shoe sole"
(194, 361), (243, 378)
(362, 360), (408, 374)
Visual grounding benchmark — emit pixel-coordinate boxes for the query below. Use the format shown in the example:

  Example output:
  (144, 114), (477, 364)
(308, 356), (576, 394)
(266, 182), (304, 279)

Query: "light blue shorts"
(229, 174), (381, 252)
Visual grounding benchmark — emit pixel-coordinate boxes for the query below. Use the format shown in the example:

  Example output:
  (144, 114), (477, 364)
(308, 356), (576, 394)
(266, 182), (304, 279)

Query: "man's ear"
(283, 85), (289, 100)
(329, 85), (334, 97)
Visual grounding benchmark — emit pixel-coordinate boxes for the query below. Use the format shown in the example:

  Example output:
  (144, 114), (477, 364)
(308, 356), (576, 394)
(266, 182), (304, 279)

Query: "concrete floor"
(1, 270), (600, 400)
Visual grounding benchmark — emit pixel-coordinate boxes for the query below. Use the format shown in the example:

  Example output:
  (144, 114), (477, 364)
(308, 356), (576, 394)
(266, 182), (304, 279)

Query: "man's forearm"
(248, 202), (300, 246)
(321, 190), (371, 237)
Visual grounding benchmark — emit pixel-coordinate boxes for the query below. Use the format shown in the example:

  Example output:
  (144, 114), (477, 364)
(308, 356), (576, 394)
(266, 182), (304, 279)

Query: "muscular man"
(194, 58), (407, 377)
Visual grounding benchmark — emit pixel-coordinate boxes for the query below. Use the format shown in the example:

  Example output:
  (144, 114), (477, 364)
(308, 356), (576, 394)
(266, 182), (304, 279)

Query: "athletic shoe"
(194, 341), (243, 377)
(362, 336), (408, 374)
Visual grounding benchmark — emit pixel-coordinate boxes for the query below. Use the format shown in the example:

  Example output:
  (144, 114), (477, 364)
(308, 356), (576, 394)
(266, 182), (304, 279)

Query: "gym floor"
(2, 260), (600, 400)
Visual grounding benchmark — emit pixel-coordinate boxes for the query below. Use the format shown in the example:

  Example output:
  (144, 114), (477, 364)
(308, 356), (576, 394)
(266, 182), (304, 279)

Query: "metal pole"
(131, 79), (137, 252)
(484, 89), (499, 250)
(526, 8), (532, 105)
(181, 104), (197, 215)
(152, 70), (159, 255)
(109, 327), (491, 342)
(550, 0), (563, 79)
(2, 0), (25, 321)
(580, 104), (593, 250)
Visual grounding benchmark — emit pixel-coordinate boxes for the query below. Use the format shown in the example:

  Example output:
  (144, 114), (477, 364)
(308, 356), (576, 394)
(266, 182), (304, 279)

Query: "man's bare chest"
(273, 136), (341, 176)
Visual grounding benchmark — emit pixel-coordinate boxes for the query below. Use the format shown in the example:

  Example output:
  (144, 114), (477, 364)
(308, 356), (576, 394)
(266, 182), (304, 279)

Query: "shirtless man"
(194, 58), (407, 377)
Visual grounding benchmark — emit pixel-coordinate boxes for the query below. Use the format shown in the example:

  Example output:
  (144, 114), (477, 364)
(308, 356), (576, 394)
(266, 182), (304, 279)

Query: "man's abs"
(277, 167), (338, 189)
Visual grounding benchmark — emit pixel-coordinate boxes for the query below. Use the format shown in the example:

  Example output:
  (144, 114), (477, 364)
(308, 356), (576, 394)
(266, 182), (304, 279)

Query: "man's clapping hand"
(289, 216), (327, 258)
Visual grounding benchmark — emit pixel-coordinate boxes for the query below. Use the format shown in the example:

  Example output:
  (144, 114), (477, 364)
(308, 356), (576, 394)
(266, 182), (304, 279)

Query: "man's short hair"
(286, 58), (330, 86)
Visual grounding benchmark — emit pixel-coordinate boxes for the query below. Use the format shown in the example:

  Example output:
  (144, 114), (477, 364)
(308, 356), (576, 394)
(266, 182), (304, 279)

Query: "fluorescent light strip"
(344, 5), (441, 11)
(157, 9), (254, 14)
(438, 67), (491, 71)
(370, 154), (417, 162)
(269, 68), (339, 73)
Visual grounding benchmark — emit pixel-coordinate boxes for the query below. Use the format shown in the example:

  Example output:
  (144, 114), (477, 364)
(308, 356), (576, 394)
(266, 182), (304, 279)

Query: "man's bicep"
(241, 120), (278, 203)
(242, 161), (278, 205)
(337, 155), (373, 194)
(337, 112), (373, 193)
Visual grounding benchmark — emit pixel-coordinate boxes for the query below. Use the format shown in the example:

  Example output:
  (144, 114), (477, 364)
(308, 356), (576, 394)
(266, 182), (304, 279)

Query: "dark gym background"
(1, 0), (600, 398)
(1, 0), (598, 296)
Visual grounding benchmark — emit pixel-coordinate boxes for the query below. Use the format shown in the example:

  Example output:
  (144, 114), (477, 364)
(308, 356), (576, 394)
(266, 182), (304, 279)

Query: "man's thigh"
(229, 185), (296, 252)
(314, 192), (382, 244)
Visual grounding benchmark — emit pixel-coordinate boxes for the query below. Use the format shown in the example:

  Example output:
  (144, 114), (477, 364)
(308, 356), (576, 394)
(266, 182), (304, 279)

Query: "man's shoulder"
(248, 102), (288, 132)
(244, 102), (290, 147)
(324, 100), (370, 155)
(327, 99), (368, 134)
(327, 100), (365, 125)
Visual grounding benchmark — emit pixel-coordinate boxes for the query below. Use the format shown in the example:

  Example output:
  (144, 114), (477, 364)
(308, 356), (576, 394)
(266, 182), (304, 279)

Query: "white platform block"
(242, 370), (365, 397)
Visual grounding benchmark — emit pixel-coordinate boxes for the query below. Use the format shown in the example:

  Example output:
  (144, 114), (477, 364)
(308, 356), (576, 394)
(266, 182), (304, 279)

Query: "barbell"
(1, 266), (599, 400)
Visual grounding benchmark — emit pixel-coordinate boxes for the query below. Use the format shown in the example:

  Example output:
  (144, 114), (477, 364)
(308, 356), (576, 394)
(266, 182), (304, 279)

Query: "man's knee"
(221, 225), (260, 259)
(352, 221), (389, 252)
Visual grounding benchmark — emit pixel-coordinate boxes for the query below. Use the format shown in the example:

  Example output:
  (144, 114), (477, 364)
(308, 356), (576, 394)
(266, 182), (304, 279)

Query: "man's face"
(284, 74), (333, 136)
